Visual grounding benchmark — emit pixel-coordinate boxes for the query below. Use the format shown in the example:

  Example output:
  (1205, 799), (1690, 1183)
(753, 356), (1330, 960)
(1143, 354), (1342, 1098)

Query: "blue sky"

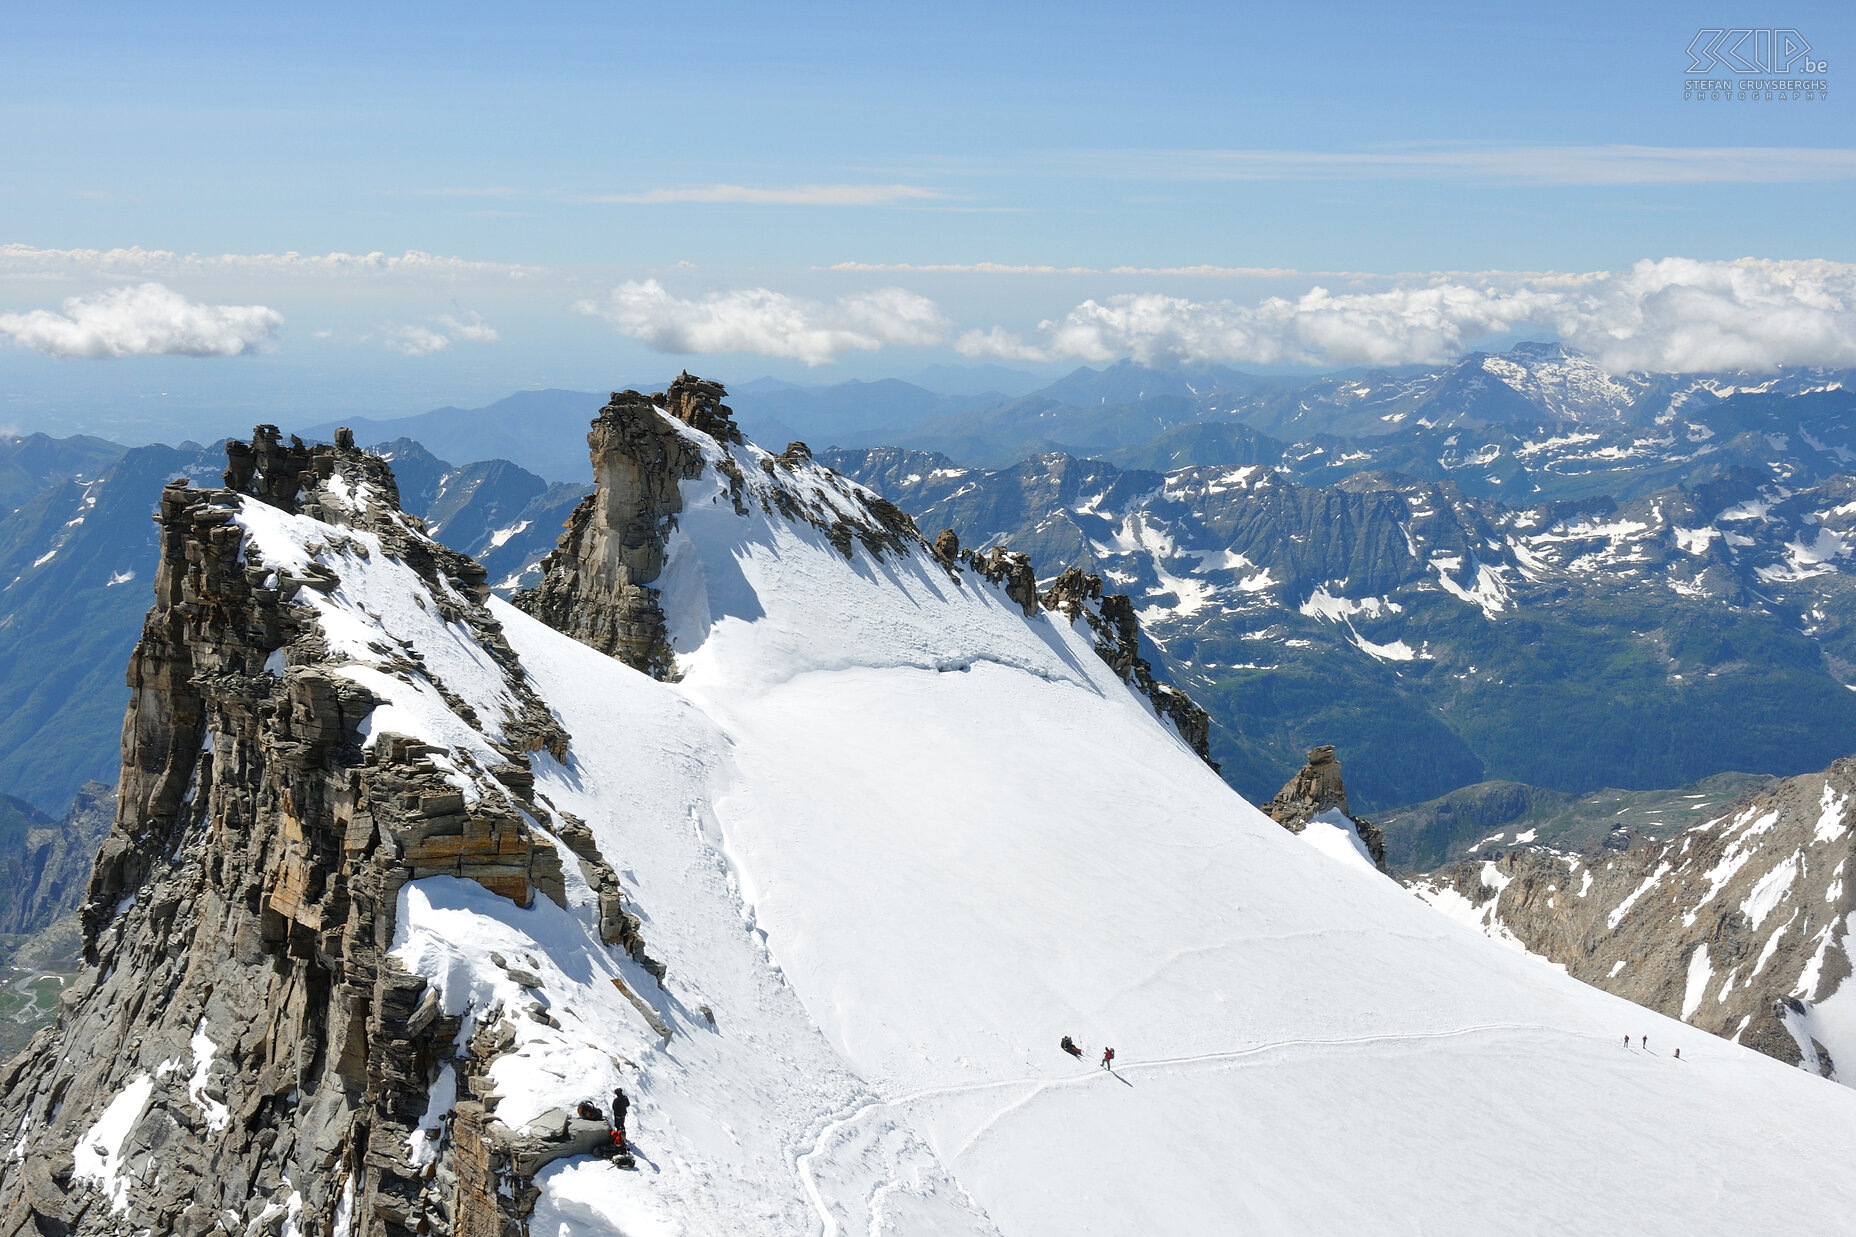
(4, 0), (1855, 440)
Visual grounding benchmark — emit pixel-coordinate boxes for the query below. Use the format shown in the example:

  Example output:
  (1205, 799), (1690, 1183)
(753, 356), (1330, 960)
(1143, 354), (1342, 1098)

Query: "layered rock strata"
(1260, 745), (1388, 871)
(1409, 758), (1856, 1078)
(0, 427), (648, 1237)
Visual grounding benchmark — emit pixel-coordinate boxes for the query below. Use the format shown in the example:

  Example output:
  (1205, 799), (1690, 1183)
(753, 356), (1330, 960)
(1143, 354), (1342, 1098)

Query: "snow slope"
(257, 426), (1856, 1234)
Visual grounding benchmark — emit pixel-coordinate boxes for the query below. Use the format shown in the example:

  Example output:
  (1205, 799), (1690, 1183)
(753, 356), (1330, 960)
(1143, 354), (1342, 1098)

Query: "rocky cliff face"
(1260, 745), (1387, 872)
(1409, 759), (1856, 1080)
(513, 377), (722, 680)
(0, 427), (645, 1237)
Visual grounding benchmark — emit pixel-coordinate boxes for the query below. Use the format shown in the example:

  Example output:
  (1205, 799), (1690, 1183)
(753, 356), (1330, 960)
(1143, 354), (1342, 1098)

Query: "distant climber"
(1101, 1047), (1115, 1071)
(1622, 1034), (1629, 1048)
(612, 1086), (630, 1136)
(1061, 1035), (1083, 1059)
(1674, 1048), (1681, 1060)
(1641, 1035), (1647, 1050)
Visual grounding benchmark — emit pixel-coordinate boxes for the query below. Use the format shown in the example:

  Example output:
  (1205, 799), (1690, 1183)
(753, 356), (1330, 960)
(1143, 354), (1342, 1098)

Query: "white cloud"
(832, 261), (1104, 275)
(588, 184), (942, 206)
(577, 279), (949, 365)
(981, 284), (1535, 368)
(1549, 258), (1856, 372)
(382, 310), (500, 356)
(0, 244), (540, 282)
(956, 326), (1053, 362)
(0, 283), (281, 358)
(965, 259), (1856, 373)
(831, 260), (1314, 277)
(436, 310), (499, 343)
(385, 325), (453, 356)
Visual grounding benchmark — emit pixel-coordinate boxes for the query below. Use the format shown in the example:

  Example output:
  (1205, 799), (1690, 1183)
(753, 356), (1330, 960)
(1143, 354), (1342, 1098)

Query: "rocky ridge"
(1408, 759), (1855, 1080)
(514, 374), (917, 682)
(516, 377), (1218, 765)
(1038, 566), (1215, 765)
(0, 426), (653, 1237)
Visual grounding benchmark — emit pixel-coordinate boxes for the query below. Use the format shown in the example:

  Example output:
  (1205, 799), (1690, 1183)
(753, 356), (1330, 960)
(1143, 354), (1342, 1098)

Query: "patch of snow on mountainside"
(71, 1075), (154, 1213)
(1295, 808), (1381, 873)
(1430, 557), (1511, 617)
(1681, 944), (1712, 1021)
(1299, 584), (1400, 622)
(1349, 627), (1418, 662)
(1816, 785), (1850, 843)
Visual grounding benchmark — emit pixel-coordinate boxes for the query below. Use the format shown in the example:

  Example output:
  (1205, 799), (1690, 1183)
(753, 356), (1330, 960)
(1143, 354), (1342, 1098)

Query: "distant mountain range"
(285, 344), (1855, 484)
(6, 341), (1856, 823)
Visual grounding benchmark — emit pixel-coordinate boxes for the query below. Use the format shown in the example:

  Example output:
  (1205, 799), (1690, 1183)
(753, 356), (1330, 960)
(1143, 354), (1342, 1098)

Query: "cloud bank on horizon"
(581, 258), (1856, 375)
(5, 252), (1856, 377)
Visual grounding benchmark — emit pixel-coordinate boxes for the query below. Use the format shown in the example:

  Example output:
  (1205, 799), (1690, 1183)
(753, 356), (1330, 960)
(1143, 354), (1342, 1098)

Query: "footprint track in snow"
(794, 1021), (1567, 1236)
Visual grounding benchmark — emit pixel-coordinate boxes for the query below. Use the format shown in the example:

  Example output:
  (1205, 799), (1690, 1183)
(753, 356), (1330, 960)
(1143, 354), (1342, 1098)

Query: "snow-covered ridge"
(511, 377), (1218, 761)
(5, 405), (1856, 1236)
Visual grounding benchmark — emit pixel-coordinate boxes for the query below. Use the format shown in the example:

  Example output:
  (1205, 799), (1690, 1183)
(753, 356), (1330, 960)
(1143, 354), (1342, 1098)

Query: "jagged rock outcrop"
(0, 427), (649, 1237)
(1041, 568), (1216, 768)
(1409, 758), (1856, 1079)
(1260, 745), (1387, 871)
(512, 386), (713, 680)
(971, 547), (1040, 617)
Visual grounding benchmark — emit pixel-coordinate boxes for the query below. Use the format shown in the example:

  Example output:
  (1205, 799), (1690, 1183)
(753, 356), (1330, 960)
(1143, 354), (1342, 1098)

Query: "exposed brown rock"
(1409, 758), (1856, 1076)
(969, 546), (1040, 617)
(1262, 745), (1387, 872)
(512, 390), (709, 680)
(662, 370), (742, 445)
